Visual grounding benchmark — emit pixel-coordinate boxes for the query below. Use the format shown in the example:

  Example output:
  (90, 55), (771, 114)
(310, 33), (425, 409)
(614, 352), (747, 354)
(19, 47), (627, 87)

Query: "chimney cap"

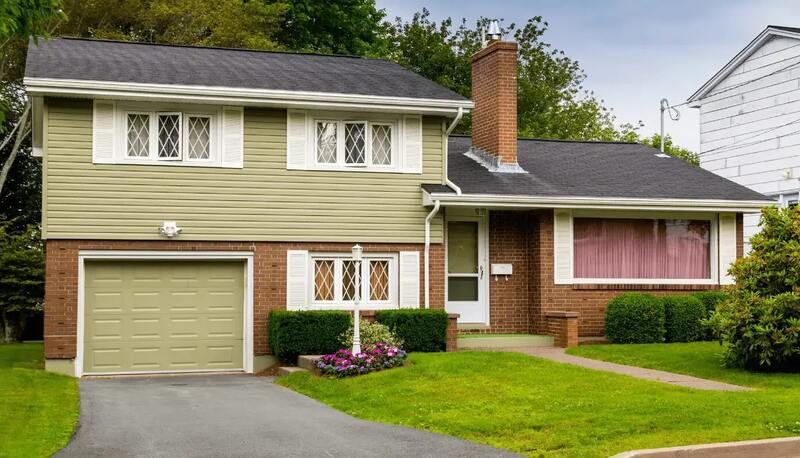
(487, 20), (501, 41)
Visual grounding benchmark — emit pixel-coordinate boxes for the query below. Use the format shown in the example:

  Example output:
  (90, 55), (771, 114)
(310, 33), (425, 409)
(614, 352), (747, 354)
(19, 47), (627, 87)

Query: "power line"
(696, 59), (800, 103)
(700, 115), (800, 156)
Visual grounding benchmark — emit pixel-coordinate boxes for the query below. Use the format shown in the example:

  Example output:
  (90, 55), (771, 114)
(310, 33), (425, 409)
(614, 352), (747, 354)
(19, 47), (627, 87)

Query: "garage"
(82, 260), (246, 375)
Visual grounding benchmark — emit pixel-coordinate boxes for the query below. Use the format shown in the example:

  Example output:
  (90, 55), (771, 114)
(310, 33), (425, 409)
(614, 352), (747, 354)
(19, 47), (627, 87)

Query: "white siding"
(698, 35), (797, 251)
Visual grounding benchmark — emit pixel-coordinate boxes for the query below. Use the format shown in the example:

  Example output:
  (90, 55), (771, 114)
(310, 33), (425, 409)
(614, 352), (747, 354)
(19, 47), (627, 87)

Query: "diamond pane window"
(157, 114), (181, 159)
(371, 124), (392, 166)
(369, 260), (390, 301)
(316, 122), (337, 164)
(187, 116), (211, 160)
(342, 260), (359, 301)
(126, 114), (150, 158)
(344, 122), (366, 165)
(314, 260), (335, 301)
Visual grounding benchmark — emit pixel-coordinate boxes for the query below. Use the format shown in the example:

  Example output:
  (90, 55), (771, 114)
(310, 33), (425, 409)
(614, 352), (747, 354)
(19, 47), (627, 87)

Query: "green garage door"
(83, 260), (245, 374)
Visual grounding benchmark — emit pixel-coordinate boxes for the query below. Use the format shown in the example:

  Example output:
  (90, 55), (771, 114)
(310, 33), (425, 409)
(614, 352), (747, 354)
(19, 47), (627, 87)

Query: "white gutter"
(423, 199), (441, 309)
(423, 191), (773, 213)
(444, 107), (464, 195)
(24, 77), (474, 115)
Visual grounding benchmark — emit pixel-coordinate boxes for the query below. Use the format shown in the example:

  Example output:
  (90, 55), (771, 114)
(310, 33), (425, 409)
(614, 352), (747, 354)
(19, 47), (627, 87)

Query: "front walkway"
(504, 347), (752, 392)
(58, 374), (515, 457)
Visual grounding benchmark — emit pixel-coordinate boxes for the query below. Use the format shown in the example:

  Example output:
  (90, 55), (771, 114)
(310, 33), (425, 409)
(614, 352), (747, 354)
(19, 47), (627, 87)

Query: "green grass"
(0, 343), (79, 458)
(278, 349), (800, 457)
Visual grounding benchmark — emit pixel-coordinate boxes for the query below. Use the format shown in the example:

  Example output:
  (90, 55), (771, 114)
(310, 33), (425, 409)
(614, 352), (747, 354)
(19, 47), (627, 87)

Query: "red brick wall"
(471, 41), (518, 165)
(480, 210), (738, 337)
(44, 240), (444, 359)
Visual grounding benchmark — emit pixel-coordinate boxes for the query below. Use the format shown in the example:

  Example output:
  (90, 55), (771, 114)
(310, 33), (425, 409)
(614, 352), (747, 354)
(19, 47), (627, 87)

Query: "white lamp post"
(351, 244), (363, 355)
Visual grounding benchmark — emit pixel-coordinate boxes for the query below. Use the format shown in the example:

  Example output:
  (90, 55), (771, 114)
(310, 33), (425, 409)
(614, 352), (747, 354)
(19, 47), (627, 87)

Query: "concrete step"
(277, 366), (308, 376)
(297, 355), (323, 373)
(458, 334), (554, 350)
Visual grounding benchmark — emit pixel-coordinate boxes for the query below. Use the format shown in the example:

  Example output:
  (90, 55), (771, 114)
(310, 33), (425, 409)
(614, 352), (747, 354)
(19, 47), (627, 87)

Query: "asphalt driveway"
(57, 374), (515, 457)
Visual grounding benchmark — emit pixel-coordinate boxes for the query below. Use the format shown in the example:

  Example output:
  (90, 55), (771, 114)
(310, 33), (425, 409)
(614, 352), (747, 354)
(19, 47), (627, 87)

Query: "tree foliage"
(641, 133), (699, 166)
(708, 206), (800, 371)
(0, 223), (44, 342)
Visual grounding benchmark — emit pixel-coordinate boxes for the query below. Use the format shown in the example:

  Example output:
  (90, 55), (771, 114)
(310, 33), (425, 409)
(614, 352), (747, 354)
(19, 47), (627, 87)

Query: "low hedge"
(605, 293), (665, 343)
(663, 295), (706, 342)
(693, 291), (729, 315)
(268, 310), (350, 363)
(375, 309), (448, 352)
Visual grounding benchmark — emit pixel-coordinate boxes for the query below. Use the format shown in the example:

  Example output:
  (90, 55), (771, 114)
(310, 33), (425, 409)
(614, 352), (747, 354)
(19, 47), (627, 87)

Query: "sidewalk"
(504, 346), (752, 392)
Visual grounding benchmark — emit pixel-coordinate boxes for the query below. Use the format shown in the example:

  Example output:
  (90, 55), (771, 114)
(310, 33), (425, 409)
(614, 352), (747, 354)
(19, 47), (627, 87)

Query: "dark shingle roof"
(25, 38), (468, 101)
(428, 136), (771, 202)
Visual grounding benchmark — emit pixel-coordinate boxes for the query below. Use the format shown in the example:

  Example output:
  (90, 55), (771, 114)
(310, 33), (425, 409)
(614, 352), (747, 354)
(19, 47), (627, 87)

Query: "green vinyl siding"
(43, 98), (444, 243)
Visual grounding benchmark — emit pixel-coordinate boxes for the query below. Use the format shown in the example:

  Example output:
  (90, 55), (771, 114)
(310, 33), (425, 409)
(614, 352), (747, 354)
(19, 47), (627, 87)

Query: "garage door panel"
(83, 260), (245, 374)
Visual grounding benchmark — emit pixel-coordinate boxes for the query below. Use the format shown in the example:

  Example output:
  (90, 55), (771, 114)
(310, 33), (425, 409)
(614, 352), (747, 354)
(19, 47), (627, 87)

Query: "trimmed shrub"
(375, 309), (448, 352)
(662, 295), (706, 342)
(340, 320), (404, 350)
(605, 293), (665, 343)
(693, 291), (729, 316)
(268, 310), (350, 363)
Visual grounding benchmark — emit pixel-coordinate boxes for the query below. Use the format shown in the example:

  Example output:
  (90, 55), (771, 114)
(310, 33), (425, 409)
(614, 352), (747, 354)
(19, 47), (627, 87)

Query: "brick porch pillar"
(546, 311), (579, 348)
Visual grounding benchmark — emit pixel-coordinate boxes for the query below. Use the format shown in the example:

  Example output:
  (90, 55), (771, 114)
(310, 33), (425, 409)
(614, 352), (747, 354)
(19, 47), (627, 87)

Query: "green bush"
(693, 291), (729, 316)
(375, 309), (448, 352)
(268, 310), (350, 363)
(340, 320), (404, 350)
(709, 206), (800, 371)
(604, 293), (665, 344)
(662, 295), (706, 342)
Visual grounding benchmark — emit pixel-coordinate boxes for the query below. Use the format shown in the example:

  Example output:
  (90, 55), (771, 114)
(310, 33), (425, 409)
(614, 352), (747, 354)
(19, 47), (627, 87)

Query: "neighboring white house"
(689, 25), (800, 251)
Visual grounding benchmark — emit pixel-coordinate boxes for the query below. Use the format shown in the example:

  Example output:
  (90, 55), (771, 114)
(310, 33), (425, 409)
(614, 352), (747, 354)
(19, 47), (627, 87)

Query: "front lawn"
(0, 343), (79, 458)
(279, 349), (800, 457)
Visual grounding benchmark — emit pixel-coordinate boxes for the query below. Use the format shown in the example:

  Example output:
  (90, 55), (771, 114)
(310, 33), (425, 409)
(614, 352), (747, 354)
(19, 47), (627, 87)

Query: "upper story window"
(286, 109), (422, 174)
(314, 119), (395, 168)
(92, 100), (243, 168)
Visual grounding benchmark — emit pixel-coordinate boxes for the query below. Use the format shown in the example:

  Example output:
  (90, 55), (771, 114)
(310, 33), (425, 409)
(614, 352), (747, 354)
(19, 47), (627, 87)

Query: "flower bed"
(316, 342), (407, 378)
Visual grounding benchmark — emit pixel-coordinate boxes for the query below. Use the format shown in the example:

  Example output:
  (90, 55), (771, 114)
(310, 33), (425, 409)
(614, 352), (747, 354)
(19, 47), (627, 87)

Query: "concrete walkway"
(57, 374), (517, 457)
(506, 347), (752, 392)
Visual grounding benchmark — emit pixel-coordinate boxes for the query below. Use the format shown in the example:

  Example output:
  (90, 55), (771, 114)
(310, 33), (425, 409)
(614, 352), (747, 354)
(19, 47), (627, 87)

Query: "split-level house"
(690, 25), (800, 251)
(25, 36), (771, 377)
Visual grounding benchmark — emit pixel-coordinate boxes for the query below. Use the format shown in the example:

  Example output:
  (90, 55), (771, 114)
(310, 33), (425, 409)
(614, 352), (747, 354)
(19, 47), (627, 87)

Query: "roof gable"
(688, 25), (800, 103)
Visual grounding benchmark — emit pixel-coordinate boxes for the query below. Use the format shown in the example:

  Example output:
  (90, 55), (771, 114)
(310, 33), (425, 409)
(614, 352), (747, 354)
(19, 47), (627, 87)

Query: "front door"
(445, 213), (488, 324)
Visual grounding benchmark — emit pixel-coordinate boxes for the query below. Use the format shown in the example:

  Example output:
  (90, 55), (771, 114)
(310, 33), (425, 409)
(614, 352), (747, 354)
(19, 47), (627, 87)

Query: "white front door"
(445, 212), (488, 324)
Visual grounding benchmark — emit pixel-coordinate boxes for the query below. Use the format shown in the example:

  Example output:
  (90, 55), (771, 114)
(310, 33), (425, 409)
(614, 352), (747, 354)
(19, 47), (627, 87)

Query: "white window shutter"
(286, 250), (309, 309)
(553, 209), (573, 284)
(222, 106), (244, 168)
(402, 115), (422, 173)
(718, 213), (737, 285)
(287, 110), (308, 169)
(398, 251), (420, 308)
(92, 100), (115, 163)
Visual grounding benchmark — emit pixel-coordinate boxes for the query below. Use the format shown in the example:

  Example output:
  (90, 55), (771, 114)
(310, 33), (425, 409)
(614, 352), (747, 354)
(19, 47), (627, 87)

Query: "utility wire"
(700, 114), (800, 155)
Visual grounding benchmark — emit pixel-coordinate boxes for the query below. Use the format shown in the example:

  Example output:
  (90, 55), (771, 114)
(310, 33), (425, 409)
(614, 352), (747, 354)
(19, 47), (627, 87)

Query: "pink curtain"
(573, 218), (710, 279)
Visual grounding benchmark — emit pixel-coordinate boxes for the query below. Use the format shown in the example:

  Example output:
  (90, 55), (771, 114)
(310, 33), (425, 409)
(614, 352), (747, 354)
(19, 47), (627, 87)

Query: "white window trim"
(156, 112), (183, 161)
(114, 102), (225, 167)
(565, 210), (720, 285)
(307, 252), (398, 310)
(308, 111), (402, 172)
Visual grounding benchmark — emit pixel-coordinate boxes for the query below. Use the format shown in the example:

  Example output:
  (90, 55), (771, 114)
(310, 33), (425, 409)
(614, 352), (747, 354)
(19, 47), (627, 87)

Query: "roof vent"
(655, 153), (670, 158)
(487, 20), (502, 41)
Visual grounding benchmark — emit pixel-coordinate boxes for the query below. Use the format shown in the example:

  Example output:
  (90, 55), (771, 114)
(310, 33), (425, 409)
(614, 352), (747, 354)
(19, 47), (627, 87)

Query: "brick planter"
(546, 311), (579, 348)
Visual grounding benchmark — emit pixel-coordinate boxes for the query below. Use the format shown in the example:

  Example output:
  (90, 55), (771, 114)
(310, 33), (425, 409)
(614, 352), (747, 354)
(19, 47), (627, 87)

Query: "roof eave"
(423, 190), (774, 213)
(23, 77), (474, 115)
(688, 26), (800, 104)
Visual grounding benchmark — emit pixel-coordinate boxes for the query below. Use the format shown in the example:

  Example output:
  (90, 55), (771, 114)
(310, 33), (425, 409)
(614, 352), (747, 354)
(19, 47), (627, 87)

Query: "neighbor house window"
(311, 254), (396, 306)
(123, 110), (216, 163)
(314, 119), (394, 168)
(573, 218), (711, 279)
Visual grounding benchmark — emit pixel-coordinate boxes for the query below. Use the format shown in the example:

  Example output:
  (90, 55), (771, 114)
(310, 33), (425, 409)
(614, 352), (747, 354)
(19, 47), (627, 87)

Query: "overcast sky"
(376, 0), (800, 151)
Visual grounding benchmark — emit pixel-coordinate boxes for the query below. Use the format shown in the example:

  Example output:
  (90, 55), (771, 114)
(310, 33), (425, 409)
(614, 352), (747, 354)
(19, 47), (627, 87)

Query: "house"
(24, 35), (771, 377)
(689, 25), (800, 251)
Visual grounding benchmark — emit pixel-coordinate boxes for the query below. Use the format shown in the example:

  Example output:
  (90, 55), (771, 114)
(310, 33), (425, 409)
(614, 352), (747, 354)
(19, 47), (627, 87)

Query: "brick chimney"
(471, 38), (518, 166)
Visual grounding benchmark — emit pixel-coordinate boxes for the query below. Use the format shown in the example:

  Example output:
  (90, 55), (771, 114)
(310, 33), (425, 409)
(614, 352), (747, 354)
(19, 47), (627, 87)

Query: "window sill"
(95, 160), (241, 169)
(571, 283), (721, 291)
(288, 304), (407, 311)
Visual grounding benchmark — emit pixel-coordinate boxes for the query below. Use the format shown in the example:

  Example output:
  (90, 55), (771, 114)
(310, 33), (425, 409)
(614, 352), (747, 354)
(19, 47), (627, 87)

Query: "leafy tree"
(271, 0), (387, 55)
(641, 133), (699, 166)
(708, 206), (800, 371)
(0, 223), (44, 342)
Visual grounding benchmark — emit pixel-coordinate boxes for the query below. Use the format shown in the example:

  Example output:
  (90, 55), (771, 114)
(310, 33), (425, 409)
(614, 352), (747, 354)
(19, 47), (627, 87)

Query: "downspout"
(445, 107), (464, 195)
(424, 199), (441, 309)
